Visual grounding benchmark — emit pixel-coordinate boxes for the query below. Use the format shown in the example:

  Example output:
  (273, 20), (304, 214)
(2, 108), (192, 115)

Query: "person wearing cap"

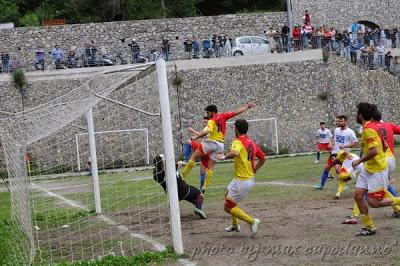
(181, 102), (255, 194)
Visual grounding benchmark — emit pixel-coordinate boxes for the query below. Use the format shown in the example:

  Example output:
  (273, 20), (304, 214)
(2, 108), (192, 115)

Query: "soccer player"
(334, 149), (363, 199)
(315, 121), (333, 163)
(216, 119), (266, 237)
(342, 110), (400, 223)
(153, 155), (206, 219)
(352, 102), (400, 236)
(313, 115), (358, 189)
(184, 117), (210, 191)
(181, 103), (255, 194)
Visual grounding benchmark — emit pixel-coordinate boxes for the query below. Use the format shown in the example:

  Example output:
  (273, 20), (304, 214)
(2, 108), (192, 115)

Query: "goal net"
(0, 62), (183, 265)
(226, 118), (279, 155)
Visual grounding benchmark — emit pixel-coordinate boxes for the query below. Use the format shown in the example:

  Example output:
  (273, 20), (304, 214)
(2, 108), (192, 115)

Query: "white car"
(232, 36), (271, 56)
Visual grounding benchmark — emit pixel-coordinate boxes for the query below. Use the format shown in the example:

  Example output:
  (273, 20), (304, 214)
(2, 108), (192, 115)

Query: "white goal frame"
(227, 118), (279, 154)
(74, 128), (150, 171)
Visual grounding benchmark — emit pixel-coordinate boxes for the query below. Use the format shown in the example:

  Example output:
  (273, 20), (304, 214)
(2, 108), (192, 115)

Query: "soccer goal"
(75, 128), (150, 172)
(0, 60), (183, 265)
(226, 118), (279, 155)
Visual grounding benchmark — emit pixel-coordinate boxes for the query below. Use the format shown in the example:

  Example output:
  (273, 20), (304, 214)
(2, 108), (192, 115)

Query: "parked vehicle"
(231, 36), (271, 56)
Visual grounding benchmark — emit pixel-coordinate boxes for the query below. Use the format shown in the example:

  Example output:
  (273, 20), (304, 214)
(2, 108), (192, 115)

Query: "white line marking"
(31, 182), (166, 251)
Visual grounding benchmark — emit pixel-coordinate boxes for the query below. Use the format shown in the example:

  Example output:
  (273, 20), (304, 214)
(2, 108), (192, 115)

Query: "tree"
(0, 0), (20, 24)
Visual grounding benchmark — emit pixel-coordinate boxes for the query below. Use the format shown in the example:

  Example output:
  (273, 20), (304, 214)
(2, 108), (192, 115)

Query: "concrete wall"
(292, 0), (400, 30)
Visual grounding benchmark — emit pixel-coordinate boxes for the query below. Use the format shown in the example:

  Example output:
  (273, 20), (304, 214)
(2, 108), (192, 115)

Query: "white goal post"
(75, 128), (150, 171)
(227, 118), (279, 154)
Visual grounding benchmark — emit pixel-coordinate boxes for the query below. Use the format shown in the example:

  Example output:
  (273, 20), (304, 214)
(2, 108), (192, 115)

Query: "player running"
(216, 119), (266, 238)
(313, 115), (358, 189)
(351, 102), (400, 236)
(315, 121), (333, 163)
(181, 103), (255, 194)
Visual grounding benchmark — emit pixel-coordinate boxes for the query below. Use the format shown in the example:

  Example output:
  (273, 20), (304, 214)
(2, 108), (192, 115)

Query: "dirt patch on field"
(178, 194), (400, 265)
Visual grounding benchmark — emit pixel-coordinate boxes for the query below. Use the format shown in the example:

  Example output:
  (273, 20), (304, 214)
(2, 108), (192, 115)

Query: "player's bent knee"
(224, 198), (236, 213)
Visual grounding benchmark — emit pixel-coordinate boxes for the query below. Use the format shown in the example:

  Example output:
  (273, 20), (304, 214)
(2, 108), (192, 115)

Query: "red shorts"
(317, 143), (331, 151)
(191, 140), (210, 169)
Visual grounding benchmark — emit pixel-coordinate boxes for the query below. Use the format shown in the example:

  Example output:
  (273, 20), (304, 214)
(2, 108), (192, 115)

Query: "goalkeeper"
(153, 155), (206, 219)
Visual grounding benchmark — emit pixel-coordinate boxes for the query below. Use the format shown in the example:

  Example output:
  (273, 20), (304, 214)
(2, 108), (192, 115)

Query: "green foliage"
(124, 0), (165, 20)
(12, 68), (27, 92)
(0, 0), (286, 25)
(54, 246), (177, 266)
(0, 0), (20, 23)
(19, 12), (40, 26)
(278, 147), (289, 154)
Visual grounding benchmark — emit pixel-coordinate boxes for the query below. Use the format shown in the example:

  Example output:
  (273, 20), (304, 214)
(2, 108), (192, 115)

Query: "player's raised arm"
(191, 128), (210, 140)
(187, 127), (201, 136)
(232, 102), (256, 116)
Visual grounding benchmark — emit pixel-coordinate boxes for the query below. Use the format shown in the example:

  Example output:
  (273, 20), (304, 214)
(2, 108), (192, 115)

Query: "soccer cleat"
(355, 227), (376, 236)
(342, 216), (358, 224)
(194, 208), (207, 219)
(392, 210), (400, 218)
(250, 218), (260, 238)
(225, 224), (240, 232)
(201, 188), (206, 194)
(313, 184), (324, 190)
(314, 160), (319, 164)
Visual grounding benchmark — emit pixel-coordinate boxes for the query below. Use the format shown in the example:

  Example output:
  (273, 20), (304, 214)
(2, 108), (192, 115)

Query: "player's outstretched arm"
(216, 151), (239, 160)
(188, 127), (201, 136)
(191, 129), (210, 140)
(232, 102), (256, 116)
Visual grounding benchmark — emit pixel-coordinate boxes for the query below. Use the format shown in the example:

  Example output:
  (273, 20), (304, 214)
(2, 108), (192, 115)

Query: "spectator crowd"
(1, 10), (400, 76)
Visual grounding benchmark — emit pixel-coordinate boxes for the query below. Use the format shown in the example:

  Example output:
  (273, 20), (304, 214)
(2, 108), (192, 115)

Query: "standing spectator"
(193, 36), (201, 59)
(292, 26), (301, 50)
(281, 23), (290, 51)
(265, 28), (277, 53)
(359, 43), (368, 67)
(350, 20), (359, 41)
(212, 34), (221, 58)
(335, 31), (343, 55)
(161, 37), (171, 61)
(128, 38), (140, 63)
(385, 51), (393, 70)
(1, 51), (10, 73)
(342, 31), (351, 58)
(183, 34), (193, 60)
(376, 42), (385, 69)
(322, 27), (332, 51)
(350, 40), (362, 64)
(367, 43), (376, 69)
(384, 29), (391, 48)
(35, 47), (45, 70)
(303, 10), (311, 24)
(317, 27), (324, 48)
(390, 28), (397, 48)
(222, 34), (231, 57)
(51, 45), (64, 69)
(303, 22), (313, 49)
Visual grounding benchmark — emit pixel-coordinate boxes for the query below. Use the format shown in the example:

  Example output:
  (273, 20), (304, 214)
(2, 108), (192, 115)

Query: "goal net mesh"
(0, 64), (173, 264)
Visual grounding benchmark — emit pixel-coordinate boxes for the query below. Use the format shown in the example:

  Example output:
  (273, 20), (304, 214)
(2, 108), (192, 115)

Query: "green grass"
(53, 246), (177, 266)
(2, 148), (400, 265)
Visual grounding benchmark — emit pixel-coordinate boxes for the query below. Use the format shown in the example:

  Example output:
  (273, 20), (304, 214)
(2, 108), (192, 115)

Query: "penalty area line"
(31, 182), (166, 252)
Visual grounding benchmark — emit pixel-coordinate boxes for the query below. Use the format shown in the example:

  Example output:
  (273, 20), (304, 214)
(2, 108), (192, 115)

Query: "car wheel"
(233, 51), (243, 56)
